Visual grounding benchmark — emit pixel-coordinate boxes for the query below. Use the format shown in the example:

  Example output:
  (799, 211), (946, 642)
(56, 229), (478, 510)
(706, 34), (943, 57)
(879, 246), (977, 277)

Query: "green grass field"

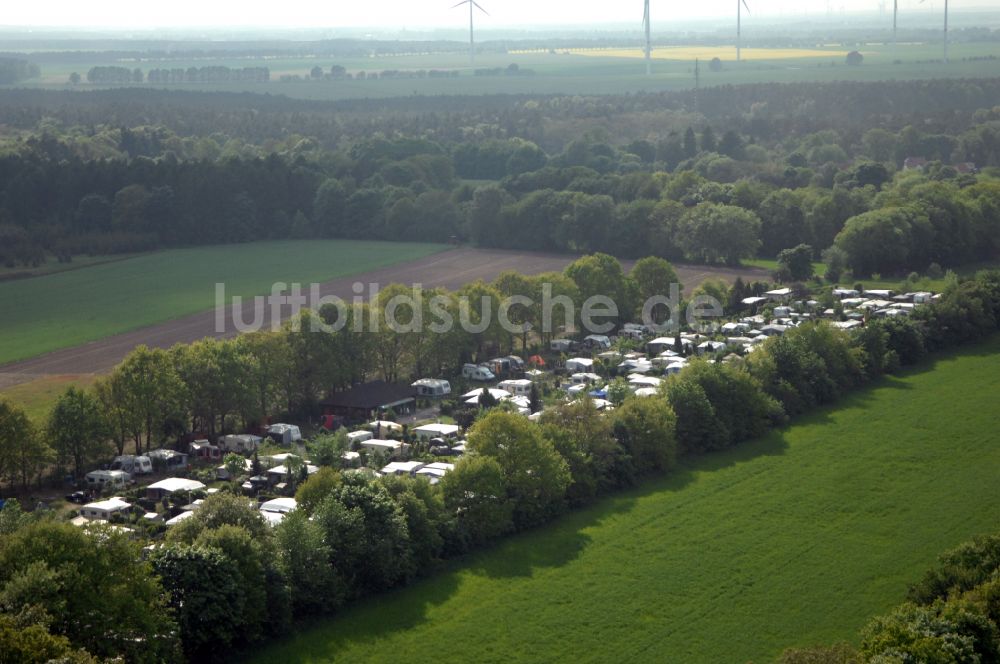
(12, 41), (1000, 101)
(0, 253), (145, 280)
(0, 240), (446, 365)
(247, 335), (1000, 664)
(0, 374), (97, 423)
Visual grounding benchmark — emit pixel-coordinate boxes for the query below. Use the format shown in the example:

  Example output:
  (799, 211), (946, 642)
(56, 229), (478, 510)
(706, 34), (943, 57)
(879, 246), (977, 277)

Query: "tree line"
(1, 126), (997, 277)
(3, 78), (1000, 155)
(0, 57), (40, 84)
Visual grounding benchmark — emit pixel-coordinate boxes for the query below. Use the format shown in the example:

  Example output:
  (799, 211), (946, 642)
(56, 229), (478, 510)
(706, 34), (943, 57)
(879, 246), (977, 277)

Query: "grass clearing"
(247, 335), (1000, 664)
(0, 240), (446, 365)
(744, 257), (828, 278)
(0, 374), (97, 424)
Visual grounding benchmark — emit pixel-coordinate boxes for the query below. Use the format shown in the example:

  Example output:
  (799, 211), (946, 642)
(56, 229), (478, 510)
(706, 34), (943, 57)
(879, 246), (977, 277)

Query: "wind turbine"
(920, 0), (949, 63)
(643, 0), (652, 76)
(737, 0), (750, 62)
(892, 0), (898, 54)
(452, 0), (488, 65)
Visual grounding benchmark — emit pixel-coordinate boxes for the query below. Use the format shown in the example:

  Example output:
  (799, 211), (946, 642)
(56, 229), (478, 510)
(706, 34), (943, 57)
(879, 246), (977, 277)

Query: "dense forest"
(1, 79), (1000, 277)
(0, 57), (39, 84)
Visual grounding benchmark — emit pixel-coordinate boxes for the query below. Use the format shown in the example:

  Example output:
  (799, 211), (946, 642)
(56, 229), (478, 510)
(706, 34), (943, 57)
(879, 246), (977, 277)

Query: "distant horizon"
(1, 0), (998, 32)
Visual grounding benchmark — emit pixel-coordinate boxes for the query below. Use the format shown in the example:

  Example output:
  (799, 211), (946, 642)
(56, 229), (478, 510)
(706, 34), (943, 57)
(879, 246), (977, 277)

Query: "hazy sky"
(0, 0), (984, 29)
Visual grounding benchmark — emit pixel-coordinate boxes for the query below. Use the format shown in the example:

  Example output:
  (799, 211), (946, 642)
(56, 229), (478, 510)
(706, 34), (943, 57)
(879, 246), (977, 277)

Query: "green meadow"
(247, 335), (1000, 664)
(0, 240), (446, 365)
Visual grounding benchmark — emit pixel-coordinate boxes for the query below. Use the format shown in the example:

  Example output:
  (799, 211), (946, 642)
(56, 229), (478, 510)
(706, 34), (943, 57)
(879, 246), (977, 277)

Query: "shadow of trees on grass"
(245, 334), (1000, 662)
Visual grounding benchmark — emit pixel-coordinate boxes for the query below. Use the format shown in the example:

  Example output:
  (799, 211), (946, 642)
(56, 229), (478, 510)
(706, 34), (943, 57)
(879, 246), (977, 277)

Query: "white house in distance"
(346, 430), (374, 446)
(266, 463), (319, 485)
(413, 423), (461, 442)
(765, 287), (793, 302)
(361, 439), (410, 458)
(85, 469), (130, 491)
(80, 497), (132, 522)
(146, 477), (206, 501)
(260, 497), (297, 526)
(165, 511), (195, 527)
(411, 378), (452, 397)
(498, 379), (533, 397)
(369, 419), (404, 434)
(565, 357), (595, 373)
(218, 434), (262, 453)
(380, 461), (426, 477)
(415, 462), (455, 484)
(147, 448), (188, 471)
(267, 423), (302, 445)
(646, 337), (676, 355)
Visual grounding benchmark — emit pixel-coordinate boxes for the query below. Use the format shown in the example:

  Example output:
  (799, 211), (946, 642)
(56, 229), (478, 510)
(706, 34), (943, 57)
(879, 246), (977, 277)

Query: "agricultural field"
(0, 253), (143, 280)
(0, 240), (446, 366)
(247, 335), (1000, 664)
(11, 41), (1000, 101)
(563, 45), (857, 60)
(0, 374), (97, 424)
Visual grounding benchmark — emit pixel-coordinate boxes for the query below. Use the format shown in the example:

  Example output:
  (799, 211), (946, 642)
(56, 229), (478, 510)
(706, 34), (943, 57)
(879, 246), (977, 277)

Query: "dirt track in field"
(0, 247), (767, 387)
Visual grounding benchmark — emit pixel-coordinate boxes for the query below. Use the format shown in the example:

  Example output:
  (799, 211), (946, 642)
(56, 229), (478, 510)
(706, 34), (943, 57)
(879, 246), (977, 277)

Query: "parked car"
(65, 491), (88, 504)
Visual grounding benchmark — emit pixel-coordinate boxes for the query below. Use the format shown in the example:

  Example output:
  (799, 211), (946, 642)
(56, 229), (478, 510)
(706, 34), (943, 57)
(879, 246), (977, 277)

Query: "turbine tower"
(737, 0), (751, 62)
(643, 0), (652, 76)
(920, 0), (949, 63)
(452, 0), (488, 65)
(944, 0), (949, 63)
(892, 0), (898, 54)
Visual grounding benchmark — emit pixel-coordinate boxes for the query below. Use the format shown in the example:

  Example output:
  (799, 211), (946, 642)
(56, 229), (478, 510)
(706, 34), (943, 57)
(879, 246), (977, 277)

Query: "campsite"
(2, 5), (1000, 663)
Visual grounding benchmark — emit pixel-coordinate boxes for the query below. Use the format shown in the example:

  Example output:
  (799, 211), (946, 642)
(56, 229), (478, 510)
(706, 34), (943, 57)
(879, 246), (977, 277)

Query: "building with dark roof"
(320, 381), (416, 421)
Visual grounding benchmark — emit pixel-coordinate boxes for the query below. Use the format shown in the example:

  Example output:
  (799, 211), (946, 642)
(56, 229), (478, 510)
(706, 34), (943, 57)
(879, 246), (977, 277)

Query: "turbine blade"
(451, 0), (469, 8)
(742, 0), (751, 15)
(472, 0), (489, 15)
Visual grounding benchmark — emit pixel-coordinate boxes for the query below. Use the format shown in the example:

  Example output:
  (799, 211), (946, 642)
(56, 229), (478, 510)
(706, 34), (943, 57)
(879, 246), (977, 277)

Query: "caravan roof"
(147, 478), (205, 494)
(260, 497), (297, 514)
(83, 497), (131, 512)
(414, 423), (461, 437)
